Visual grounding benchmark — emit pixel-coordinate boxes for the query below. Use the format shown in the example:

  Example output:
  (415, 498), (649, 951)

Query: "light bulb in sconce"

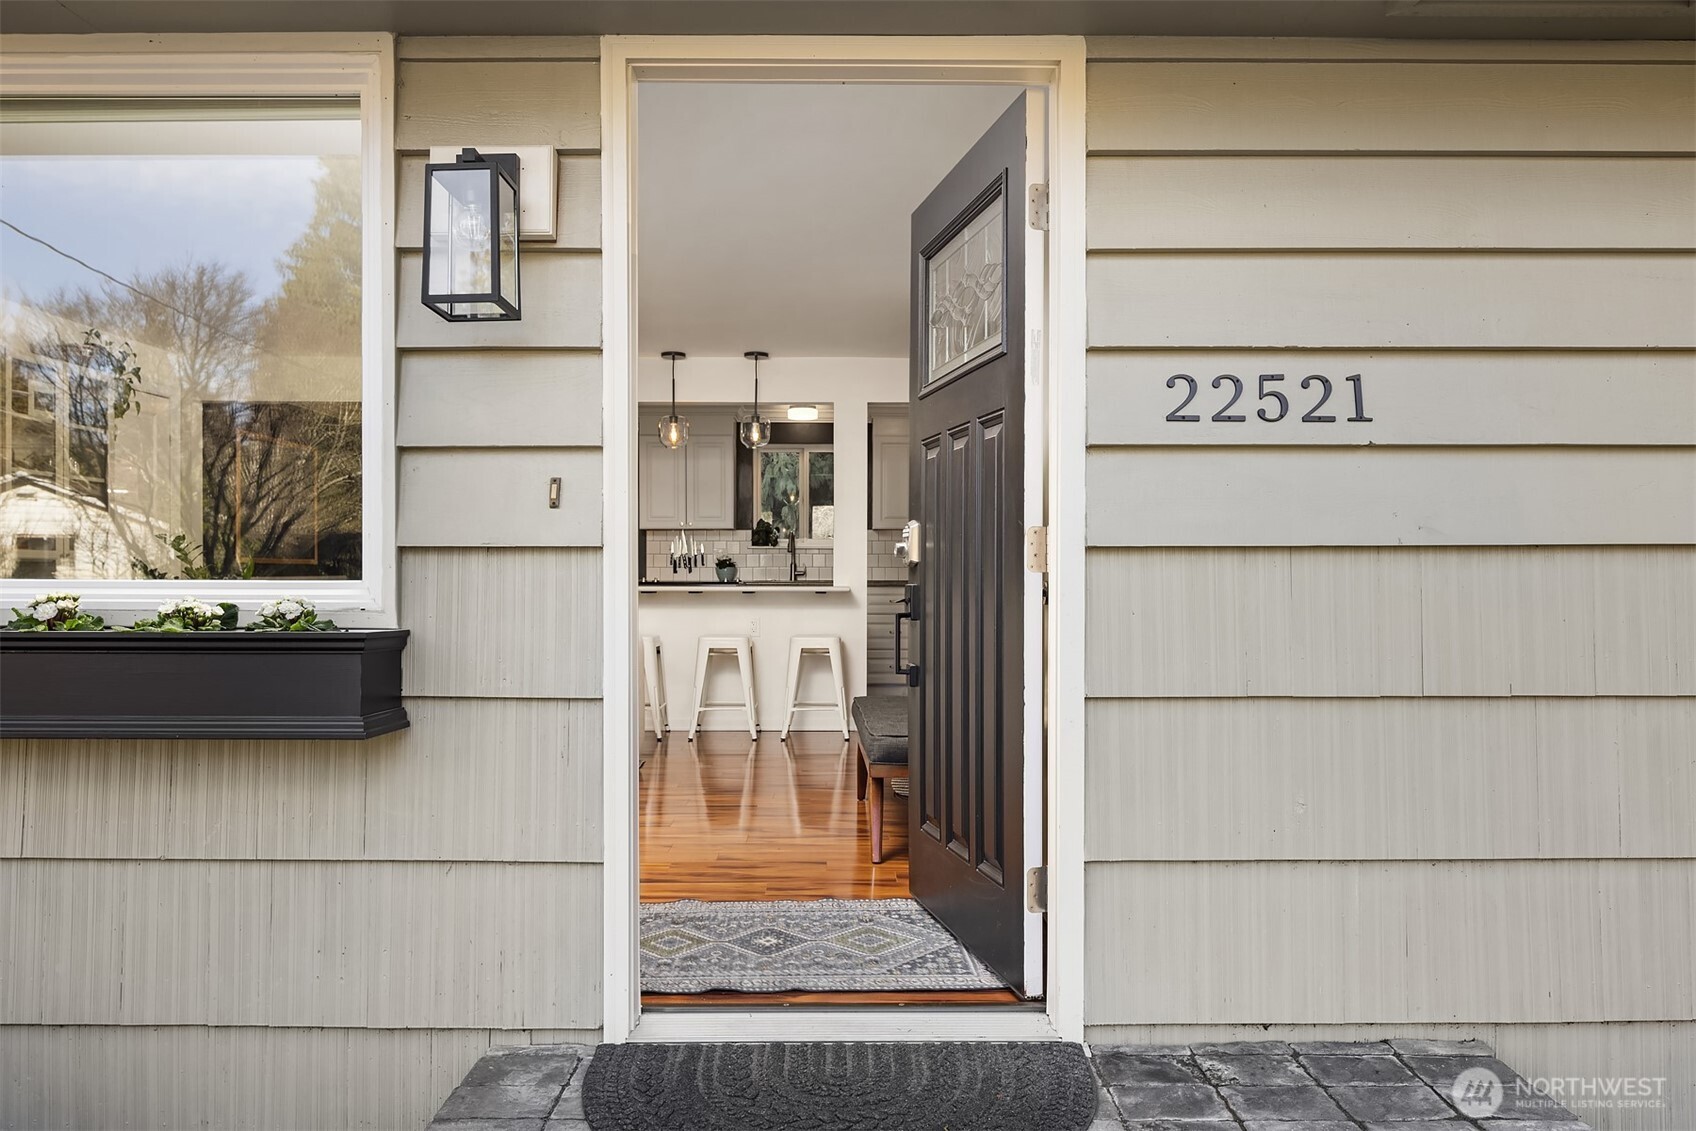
(453, 207), (491, 244)
(786, 405), (819, 421)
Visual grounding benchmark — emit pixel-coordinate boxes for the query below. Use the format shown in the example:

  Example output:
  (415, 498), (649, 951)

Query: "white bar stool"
(780, 635), (849, 741)
(687, 635), (758, 741)
(640, 634), (668, 742)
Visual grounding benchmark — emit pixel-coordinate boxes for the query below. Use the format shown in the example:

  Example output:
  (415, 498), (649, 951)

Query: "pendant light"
(738, 350), (773, 449)
(657, 350), (689, 449)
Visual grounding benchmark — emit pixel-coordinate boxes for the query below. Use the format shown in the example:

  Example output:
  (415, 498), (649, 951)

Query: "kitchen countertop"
(638, 581), (850, 595)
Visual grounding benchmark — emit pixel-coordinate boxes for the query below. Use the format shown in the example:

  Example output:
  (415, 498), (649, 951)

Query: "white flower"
(278, 599), (303, 619)
(32, 601), (59, 620)
(258, 600), (280, 618)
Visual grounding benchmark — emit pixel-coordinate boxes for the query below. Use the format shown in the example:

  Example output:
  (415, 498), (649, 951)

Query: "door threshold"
(628, 1007), (1062, 1043)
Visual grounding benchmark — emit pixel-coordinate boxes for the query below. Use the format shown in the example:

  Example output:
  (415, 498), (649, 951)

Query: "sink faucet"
(786, 529), (807, 583)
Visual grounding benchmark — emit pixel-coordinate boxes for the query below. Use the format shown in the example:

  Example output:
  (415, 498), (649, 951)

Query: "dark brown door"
(906, 94), (1034, 995)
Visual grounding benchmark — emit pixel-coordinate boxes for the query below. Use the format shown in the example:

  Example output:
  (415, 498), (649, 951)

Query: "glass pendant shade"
(658, 415), (689, 449)
(738, 417), (772, 448)
(422, 148), (520, 322)
(658, 350), (689, 449)
(739, 350), (772, 449)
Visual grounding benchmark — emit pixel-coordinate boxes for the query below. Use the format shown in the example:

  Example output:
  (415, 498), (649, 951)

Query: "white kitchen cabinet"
(638, 432), (686, 529)
(638, 410), (736, 529)
(685, 422), (736, 529)
(869, 408), (911, 531)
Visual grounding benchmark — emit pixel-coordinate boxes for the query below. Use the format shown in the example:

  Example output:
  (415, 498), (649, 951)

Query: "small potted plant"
(5, 591), (105, 631)
(715, 555), (738, 583)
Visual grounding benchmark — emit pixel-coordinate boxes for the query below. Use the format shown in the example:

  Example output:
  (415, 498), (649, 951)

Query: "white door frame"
(599, 34), (1089, 1044)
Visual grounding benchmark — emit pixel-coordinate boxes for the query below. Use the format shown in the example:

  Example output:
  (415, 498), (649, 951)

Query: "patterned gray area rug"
(640, 898), (1007, 993)
(584, 1042), (1096, 1131)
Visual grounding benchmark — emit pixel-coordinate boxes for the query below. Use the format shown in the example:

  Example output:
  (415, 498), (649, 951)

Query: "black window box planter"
(0, 629), (409, 740)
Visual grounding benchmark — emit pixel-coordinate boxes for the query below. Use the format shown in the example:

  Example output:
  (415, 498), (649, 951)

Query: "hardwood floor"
(637, 729), (1022, 1007)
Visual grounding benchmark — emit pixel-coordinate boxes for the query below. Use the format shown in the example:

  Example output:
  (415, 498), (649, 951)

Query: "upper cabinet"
(685, 422), (736, 529)
(869, 406), (910, 531)
(638, 409), (736, 529)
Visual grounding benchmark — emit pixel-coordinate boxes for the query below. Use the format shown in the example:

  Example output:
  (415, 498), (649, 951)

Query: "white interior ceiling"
(636, 82), (1020, 359)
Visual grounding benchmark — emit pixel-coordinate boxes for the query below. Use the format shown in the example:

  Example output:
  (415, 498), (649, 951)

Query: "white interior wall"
(637, 355), (906, 729)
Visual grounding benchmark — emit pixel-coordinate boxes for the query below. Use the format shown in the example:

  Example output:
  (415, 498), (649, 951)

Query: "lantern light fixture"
(738, 350), (773, 449)
(421, 148), (521, 322)
(658, 351), (690, 449)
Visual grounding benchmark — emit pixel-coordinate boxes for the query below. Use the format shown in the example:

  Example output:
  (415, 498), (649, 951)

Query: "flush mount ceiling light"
(738, 350), (774, 449)
(657, 351), (689, 449)
(786, 405), (820, 421)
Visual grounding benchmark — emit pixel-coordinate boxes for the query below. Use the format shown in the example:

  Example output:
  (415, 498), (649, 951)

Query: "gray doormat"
(640, 898), (1006, 993)
(583, 1041), (1096, 1131)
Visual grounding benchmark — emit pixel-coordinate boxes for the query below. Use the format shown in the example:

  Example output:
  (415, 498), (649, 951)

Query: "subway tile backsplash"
(867, 530), (906, 583)
(642, 529), (833, 584)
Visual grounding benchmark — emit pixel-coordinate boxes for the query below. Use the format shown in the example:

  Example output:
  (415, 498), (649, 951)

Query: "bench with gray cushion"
(851, 696), (908, 863)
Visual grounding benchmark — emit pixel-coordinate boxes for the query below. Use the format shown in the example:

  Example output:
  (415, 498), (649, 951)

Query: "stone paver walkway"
(428, 1038), (1587, 1131)
(1088, 1040), (1586, 1131)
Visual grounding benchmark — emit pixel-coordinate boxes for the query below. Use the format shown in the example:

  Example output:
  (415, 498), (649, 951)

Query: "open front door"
(905, 93), (1043, 997)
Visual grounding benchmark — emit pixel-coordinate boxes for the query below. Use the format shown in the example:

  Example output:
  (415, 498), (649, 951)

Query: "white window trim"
(0, 39), (397, 625)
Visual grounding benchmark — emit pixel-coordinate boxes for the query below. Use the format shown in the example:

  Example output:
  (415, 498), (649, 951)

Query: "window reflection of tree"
(4, 155), (367, 580)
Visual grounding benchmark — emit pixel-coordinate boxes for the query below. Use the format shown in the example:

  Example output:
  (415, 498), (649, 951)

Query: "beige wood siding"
(1086, 62), (1696, 153)
(1084, 860), (1696, 1023)
(398, 351), (603, 447)
(0, 37), (604, 1131)
(1088, 254), (1696, 348)
(1083, 39), (1695, 1131)
(0, 1024), (600, 1131)
(1087, 156), (1696, 251)
(1087, 448), (1696, 546)
(1085, 547), (1696, 697)
(399, 449), (602, 546)
(1088, 352), (1696, 446)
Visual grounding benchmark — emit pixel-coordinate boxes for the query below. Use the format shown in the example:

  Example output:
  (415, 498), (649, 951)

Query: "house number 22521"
(1166, 373), (1372, 424)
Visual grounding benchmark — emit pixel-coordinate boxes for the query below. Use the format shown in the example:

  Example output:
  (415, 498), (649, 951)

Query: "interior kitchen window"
(0, 95), (369, 584)
(757, 445), (834, 539)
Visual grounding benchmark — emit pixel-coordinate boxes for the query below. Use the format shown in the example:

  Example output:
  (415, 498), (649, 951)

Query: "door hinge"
(1026, 866), (1048, 913)
(1025, 525), (1049, 574)
(1027, 182), (1049, 231)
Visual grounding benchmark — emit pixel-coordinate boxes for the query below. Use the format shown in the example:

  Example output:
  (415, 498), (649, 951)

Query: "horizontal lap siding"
(1, 39), (605, 1131)
(1085, 547), (1695, 697)
(1084, 860), (1696, 1023)
(1087, 351), (1696, 446)
(1087, 156), (1696, 250)
(1086, 697), (1696, 861)
(0, 860), (602, 1028)
(14, 699), (601, 862)
(1086, 62), (1696, 153)
(1087, 253), (1696, 348)
(1082, 45), (1695, 1125)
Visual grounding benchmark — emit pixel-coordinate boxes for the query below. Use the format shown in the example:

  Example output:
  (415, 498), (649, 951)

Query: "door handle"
(894, 582), (921, 687)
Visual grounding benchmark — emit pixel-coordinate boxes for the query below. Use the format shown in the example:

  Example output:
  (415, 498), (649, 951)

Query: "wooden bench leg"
(868, 775), (885, 864)
(855, 746), (868, 801)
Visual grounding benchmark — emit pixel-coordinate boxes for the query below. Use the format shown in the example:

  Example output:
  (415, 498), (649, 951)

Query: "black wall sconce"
(421, 147), (521, 322)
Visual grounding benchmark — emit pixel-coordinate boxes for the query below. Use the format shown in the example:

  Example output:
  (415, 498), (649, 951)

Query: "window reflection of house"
(1, 301), (181, 578)
(0, 473), (168, 579)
